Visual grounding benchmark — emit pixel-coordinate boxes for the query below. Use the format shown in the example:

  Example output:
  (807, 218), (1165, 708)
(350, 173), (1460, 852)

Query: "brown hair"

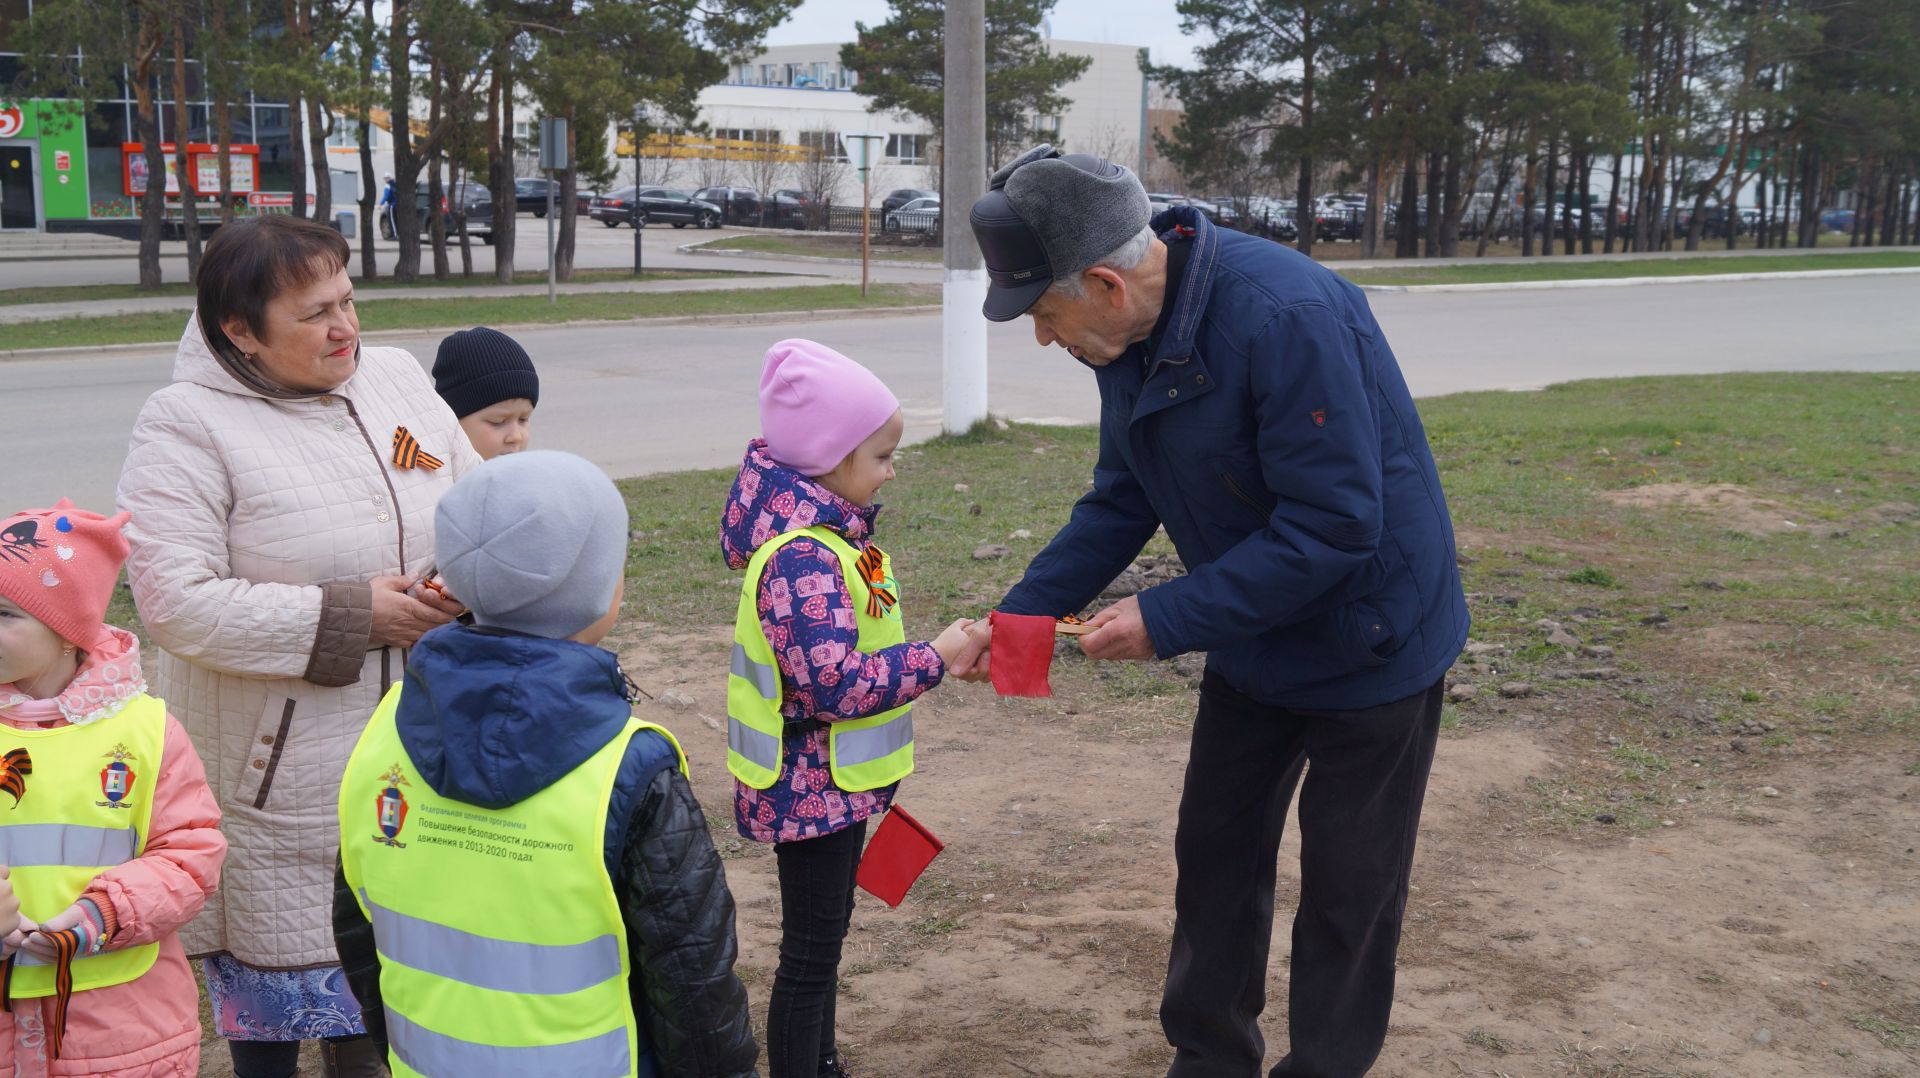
(196, 214), (351, 354)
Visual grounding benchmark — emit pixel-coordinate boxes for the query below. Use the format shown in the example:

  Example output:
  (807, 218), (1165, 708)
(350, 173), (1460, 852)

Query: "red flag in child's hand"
(856, 804), (944, 907)
(988, 610), (1056, 697)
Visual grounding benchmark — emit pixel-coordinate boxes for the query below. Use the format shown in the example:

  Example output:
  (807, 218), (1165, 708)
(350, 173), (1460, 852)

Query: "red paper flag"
(988, 610), (1057, 697)
(856, 804), (944, 907)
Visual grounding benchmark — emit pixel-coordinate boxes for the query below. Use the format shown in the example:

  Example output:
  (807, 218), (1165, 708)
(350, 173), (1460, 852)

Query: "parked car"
(693, 186), (763, 226)
(590, 186), (722, 229)
(762, 189), (815, 229)
(1820, 208), (1856, 232)
(1316, 204), (1363, 241)
(407, 183), (494, 243)
(514, 177), (593, 217)
(883, 195), (941, 234)
(880, 187), (936, 214)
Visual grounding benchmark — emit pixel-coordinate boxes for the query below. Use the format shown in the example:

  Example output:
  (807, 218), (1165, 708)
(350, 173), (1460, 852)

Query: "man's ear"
(1086, 266), (1126, 307)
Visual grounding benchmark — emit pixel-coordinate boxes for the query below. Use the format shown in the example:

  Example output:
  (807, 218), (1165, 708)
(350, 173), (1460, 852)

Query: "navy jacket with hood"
(332, 625), (759, 1077)
(1001, 206), (1468, 709)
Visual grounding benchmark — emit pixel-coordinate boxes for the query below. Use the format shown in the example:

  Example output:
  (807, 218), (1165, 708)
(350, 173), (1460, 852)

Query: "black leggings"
(226, 1034), (369, 1078)
(767, 819), (867, 1078)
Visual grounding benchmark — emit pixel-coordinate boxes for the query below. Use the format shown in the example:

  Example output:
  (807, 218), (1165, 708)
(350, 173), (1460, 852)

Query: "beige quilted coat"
(118, 314), (481, 969)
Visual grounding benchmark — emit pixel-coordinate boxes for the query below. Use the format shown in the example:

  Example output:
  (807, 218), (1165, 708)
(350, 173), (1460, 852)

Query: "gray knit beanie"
(435, 451), (629, 639)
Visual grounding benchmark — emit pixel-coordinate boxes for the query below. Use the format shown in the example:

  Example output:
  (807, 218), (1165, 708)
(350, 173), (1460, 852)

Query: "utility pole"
(942, 0), (988, 434)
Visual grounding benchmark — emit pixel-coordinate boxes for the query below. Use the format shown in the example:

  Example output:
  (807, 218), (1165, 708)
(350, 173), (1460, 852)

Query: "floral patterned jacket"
(719, 440), (945, 843)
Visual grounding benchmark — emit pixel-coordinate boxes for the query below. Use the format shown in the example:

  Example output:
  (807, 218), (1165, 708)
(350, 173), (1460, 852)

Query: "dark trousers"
(1162, 673), (1445, 1078)
(227, 1034), (376, 1078)
(768, 818), (867, 1078)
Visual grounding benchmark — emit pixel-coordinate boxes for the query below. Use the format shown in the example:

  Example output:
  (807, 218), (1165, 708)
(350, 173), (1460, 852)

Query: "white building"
(601, 38), (1152, 206)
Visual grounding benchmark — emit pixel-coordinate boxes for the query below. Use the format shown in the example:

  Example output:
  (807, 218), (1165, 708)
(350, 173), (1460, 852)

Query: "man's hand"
(949, 619), (994, 682)
(1079, 594), (1157, 662)
(370, 575), (458, 649)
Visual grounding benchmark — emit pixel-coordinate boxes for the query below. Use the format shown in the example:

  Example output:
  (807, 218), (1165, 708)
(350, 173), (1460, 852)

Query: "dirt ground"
(587, 611), (1915, 1078)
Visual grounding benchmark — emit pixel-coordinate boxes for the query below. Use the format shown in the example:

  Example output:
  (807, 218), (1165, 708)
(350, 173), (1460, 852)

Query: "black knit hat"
(433, 327), (540, 418)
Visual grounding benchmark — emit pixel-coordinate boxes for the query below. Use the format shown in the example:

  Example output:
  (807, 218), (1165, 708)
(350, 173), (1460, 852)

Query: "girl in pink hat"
(720, 339), (987, 1078)
(0, 500), (225, 1076)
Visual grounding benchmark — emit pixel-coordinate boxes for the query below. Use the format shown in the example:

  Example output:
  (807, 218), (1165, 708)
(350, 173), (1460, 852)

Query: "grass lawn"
(698, 233), (944, 263)
(2, 282), (938, 351)
(0, 267), (752, 308)
(1337, 248), (1920, 286)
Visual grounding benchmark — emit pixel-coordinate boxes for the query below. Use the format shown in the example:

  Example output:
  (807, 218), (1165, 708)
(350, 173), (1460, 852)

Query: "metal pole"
(634, 131), (643, 276)
(861, 162), (871, 297)
(942, 0), (988, 434)
(545, 172), (556, 305)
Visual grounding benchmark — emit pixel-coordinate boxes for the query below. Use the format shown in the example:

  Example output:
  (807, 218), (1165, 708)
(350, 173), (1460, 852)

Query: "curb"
(0, 305), (945, 364)
(1357, 265), (1920, 293)
(678, 238), (941, 269)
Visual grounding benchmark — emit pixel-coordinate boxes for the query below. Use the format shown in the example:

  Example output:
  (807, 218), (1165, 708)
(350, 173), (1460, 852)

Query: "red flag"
(856, 804), (944, 907)
(988, 610), (1057, 697)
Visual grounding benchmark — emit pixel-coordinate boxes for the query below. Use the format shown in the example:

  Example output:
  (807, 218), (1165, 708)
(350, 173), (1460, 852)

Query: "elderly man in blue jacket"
(969, 146), (1469, 1077)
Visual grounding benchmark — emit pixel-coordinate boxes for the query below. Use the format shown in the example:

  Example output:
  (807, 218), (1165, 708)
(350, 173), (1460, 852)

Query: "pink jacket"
(0, 630), (226, 1077)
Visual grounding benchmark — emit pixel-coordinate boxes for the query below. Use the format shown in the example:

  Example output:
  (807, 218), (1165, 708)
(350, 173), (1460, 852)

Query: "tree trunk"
(488, 33), (516, 285)
(1578, 151), (1594, 254)
(1296, 21), (1316, 258)
(130, 15), (167, 289)
(170, 10), (203, 278)
(1542, 136), (1557, 256)
(210, 0), (236, 225)
(389, 1), (420, 281)
(428, 63), (449, 281)
(1477, 131), (1516, 259)
(357, 0), (378, 278)
(1295, 153), (1316, 259)
(456, 159), (474, 279)
(1397, 149), (1419, 259)
(1797, 147), (1820, 247)
(1520, 145), (1538, 257)
(308, 98), (332, 223)
(556, 115), (579, 281)
(1563, 146), (1578, 255)
(1422, 151), (1441, 258)
(1603, 148), (1623, 253)
(1360, 156), (1382, 258)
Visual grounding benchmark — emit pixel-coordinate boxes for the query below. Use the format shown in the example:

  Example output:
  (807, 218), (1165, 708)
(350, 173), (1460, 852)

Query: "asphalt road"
(6, 274), (1916, 512)
(0, 224), (938, 289)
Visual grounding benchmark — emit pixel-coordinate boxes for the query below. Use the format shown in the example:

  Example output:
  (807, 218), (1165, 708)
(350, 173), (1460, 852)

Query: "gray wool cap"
(435, 450), (629, 640)
(970, 144), (1153, 321)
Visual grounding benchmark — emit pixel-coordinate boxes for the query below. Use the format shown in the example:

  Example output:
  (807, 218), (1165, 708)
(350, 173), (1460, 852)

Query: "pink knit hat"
(758, 338), (901, 477)
(0, 499), (131, 650)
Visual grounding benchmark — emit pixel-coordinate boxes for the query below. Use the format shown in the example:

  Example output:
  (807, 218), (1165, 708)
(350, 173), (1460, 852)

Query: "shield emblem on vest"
(378, 786), (408, 841)
(99, 760), (135, 804)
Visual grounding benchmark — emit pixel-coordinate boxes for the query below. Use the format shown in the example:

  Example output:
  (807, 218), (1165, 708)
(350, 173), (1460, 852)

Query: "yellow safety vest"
(728, 525), (915, 793)
(338, 682), (687, 1078)
(0, 693), (165, 997)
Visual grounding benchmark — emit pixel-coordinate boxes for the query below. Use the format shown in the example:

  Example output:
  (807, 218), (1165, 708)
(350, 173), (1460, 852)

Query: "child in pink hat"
(0, 499), (226, 1075)
(721, 339), (986, 1078)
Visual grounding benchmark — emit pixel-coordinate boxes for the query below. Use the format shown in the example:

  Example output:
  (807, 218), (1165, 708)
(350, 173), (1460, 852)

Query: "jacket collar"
(1144, 204), (1219, 376)
(721, 439), (879, 571)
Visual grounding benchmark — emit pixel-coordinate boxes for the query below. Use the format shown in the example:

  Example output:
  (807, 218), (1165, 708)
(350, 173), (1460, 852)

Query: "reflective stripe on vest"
(728, 526), (915, 793)
(340, 682), (689, 1078)
(730, 643), (780, 699)
(1, 693), (166, 998)
(0, 823), (139, 867)
(362, 891), (622, 995)
(386, 1007), (631, 1077)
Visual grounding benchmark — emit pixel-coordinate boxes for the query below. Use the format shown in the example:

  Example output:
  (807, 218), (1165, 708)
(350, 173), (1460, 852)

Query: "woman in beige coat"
(117, 215), (479, 1078)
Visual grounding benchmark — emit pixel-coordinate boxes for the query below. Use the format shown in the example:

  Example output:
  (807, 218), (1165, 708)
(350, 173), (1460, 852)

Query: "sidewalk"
(0, 272), (833, 325)
(1326, 243), (1920, 270)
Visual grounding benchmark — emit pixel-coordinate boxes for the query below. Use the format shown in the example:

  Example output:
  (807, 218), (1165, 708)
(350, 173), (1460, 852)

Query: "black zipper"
(1218, 470), (1267, 515)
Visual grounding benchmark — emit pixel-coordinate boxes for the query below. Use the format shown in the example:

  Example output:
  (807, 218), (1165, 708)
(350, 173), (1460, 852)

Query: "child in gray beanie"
(332, 450), (760, 1076)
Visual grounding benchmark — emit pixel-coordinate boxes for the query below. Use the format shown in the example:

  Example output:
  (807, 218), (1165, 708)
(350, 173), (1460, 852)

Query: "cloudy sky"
(765, 0), (1205, 69)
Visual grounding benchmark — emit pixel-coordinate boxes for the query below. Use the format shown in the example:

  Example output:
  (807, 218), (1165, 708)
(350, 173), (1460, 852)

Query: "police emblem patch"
(97, 742), (138, 810)
(374, 764), (411, 848)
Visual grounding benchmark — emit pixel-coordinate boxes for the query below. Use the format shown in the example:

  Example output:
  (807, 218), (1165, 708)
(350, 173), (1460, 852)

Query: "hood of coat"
(719, 438), (879, 571)
(396, 624), (634, 809)
(174, 308), (357, 401)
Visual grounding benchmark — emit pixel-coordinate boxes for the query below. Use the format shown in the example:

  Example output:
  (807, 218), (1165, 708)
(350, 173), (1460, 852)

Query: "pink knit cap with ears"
(757, 338), (902, 477)
(0, 499), (132, 650)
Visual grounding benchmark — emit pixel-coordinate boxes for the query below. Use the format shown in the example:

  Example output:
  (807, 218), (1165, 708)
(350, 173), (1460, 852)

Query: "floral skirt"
(202, 955), (367, 1041)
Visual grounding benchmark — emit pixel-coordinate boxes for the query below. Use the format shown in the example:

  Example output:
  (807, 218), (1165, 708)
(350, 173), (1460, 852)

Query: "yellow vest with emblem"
(338, 682), (688, 1078)
(727, 525), (915, 793)
(0, 693), (165, 996)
